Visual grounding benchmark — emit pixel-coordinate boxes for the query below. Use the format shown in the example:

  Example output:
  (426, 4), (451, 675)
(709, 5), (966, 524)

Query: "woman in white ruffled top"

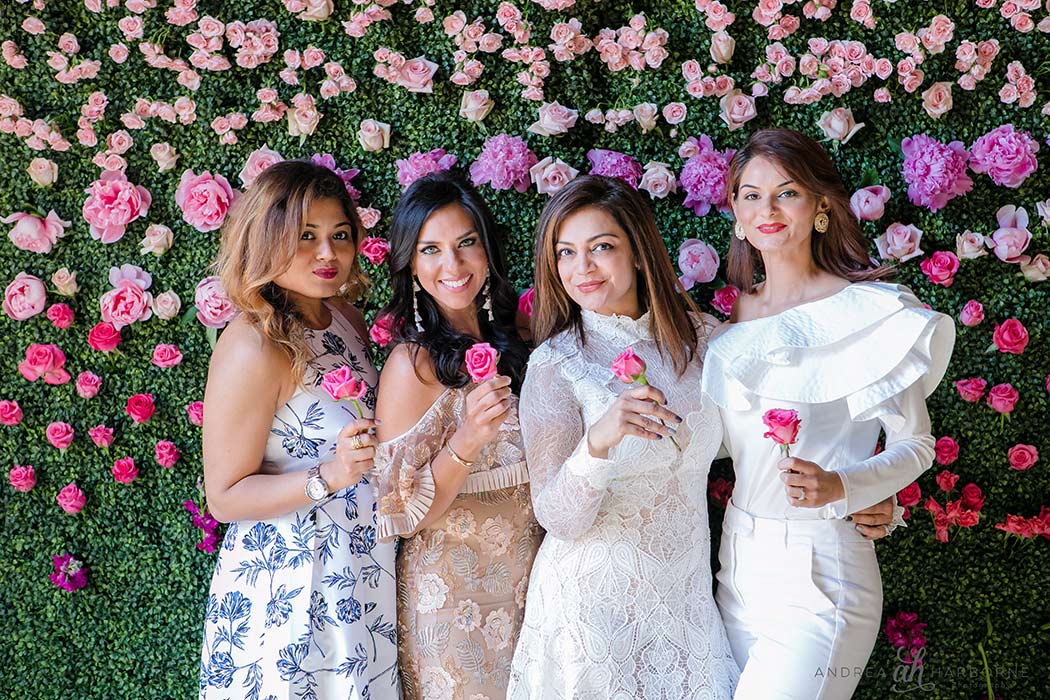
(702, 129), (956, 699)
(508, 176), (740, 699)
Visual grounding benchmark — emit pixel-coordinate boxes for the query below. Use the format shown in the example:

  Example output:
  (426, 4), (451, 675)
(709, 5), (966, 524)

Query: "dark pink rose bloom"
(611, 348), (646, 384)
(465, 343), (501, 383)
(126, 393), (155, 423)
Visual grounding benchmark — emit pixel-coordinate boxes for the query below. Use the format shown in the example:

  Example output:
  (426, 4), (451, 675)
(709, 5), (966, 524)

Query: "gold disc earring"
(814, 212), (829, 233)
(734, 222), (746, 240)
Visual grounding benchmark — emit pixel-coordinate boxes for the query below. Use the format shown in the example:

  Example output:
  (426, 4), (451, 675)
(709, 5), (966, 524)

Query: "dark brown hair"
(726, 128), (893, 293)
(532, 175), (700, 376)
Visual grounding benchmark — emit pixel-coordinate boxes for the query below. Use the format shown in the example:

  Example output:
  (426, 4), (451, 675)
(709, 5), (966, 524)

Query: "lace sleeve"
(520, 346), (616, 541)
(372, 393), (453, 542)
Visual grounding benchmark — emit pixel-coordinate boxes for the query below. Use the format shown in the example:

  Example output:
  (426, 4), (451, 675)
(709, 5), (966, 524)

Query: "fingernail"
(657, 435), (664, 440)
(844, 515), (853, 522)
(675, 415), (683, 423)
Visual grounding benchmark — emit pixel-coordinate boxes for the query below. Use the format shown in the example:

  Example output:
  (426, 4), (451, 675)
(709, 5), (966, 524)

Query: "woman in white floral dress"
(372, 172), (543, 700)
(198, 161), (399, 700)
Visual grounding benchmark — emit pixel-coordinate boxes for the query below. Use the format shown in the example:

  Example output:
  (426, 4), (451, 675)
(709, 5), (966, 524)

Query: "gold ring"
(350, 434), (364, 450)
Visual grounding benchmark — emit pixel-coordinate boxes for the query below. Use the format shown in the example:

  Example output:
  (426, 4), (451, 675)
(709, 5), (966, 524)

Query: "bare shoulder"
(729, 292), (760, 323)
(206, 315), (290, 406)
(375, 343), (446, 441)
(327, 297), (369, 341)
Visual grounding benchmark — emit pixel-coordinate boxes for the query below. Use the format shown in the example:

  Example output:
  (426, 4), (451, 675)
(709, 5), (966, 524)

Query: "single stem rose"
(321, 366), (367, 418)
(611, 348), (681, 451)
(465, 342), (500, 383)
(762, 408), (801, 458)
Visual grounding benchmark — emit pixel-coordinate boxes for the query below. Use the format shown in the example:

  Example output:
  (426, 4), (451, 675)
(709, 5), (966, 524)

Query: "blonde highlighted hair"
(213, 160), (368, 384)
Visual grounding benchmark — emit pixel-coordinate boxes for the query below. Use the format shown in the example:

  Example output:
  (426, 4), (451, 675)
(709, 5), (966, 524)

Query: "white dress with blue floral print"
(199, 304), (399, 700)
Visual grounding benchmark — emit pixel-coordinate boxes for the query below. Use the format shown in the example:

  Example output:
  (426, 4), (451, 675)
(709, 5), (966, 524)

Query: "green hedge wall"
(1, 1), (1047, 698)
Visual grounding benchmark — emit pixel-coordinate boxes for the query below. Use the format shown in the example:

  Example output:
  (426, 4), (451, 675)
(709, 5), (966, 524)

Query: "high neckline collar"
(580, 308), (654, 343)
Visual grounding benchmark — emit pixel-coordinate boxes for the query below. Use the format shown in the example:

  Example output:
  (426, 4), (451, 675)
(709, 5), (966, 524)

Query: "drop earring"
(814, 212), (829, 233)
(734, 222), (746, 240)
(481, 275), (493, 323)
(412, 278), (423, 332)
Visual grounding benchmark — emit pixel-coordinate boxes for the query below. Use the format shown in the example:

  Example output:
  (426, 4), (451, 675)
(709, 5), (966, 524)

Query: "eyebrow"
(304, 221), (353, 228)
(417, 229), (478, 245)
(740, 180), (794, 189)
(555, 232), (619, 246)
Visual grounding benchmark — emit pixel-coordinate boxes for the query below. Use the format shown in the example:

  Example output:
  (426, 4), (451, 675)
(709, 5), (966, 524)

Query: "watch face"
(306, 477), (328, 501)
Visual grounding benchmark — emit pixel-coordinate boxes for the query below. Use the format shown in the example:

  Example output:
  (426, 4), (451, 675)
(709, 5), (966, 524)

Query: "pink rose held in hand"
(321, 366), (367, 401)
(611, 348), (646, 384)
(762, 409), (801, 451)
(465, 342), (500, 383)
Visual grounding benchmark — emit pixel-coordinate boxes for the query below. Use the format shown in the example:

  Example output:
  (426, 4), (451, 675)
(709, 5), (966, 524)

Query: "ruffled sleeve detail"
(703, 282), (955, 430)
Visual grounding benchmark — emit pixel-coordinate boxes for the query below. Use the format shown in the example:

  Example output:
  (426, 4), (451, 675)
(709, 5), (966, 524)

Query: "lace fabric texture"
(507, 310), (739, 700)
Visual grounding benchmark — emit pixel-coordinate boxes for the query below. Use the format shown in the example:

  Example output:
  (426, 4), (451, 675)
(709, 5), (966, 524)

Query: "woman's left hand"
(778, 457), (845, 508)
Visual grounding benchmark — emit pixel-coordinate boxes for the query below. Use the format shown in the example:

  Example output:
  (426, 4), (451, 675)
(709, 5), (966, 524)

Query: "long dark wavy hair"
(726, 128), (894, 292)
(380, 171), (529, 392)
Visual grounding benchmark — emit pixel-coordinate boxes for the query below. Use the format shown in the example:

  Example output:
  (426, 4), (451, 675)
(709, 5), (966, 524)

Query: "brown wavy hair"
(213, 160), (368, 384)
(531, 175), (701, 376)
(726, 128), (893, 293)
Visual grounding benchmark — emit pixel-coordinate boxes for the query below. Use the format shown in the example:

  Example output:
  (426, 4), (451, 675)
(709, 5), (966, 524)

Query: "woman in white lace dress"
(508, 175), (740, 699)
(702, 129), (955, 699)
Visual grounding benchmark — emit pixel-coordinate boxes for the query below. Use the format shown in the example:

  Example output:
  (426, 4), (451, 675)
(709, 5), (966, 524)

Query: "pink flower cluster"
(175, 169), (236, 232)
(848, 0), (877, 29)
(139, 41), (201, 91)
(251, 88), (286, 123)
(789, 39), (891, 105)
(999, 61), (1037, 108)
(495, 2), (530, 44)
(586, 149), (643, 189)
(2, 40), (28, 69)
(125, 96), (197, 130)
(470, 134), (538, 192)
(751, 0), (802, 40)
(395, 149), (457, 188)
(954, 39), (999, 91)
(695, 0), (735, 32)
(981, 0), (1042, 33)
(342, 3), (392, 39)
(679, 135), (735, 216)
(47, 31), (101, 86)
(311, 153), (361, 203)
(925, 479), (983, 543)
(751, 42), (796, 88)
(164, 0), (200, 26)
(900, 134), (972, 212)
(226, 19), (280, 69)
(501, 46), (549, 101)
(210, 112), (249, 145)
(186, 16), (232, 72)
(883, 612), (927, 664)
(443, 12), (502, 86)
(969, 124), (1039, 188)
(548, 18), (592, 62)
(0, 95), (71, 152)
(594, 13), (668, 72)
(50, 553), (89, 591)
(373, 50), (438, 94)
(996, 507), (1050, 539)
(184, 498), (221, 552)
(282, 0), (333, 22)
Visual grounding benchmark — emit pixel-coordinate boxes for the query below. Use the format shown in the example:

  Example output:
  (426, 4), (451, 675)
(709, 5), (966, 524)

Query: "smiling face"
(272, 196), (358, 310)
(555, 206), (640, 318)
(413, 203), (489, 320)
(732, 155), (828, 256)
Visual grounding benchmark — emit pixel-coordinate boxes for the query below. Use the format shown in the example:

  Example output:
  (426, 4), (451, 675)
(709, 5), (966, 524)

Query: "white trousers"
(716, 501), (882, 700)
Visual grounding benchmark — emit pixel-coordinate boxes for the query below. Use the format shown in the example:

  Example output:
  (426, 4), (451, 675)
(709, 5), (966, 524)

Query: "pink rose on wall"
(81, 171), (151, 244)
(959, 300), (984, 327)
(897, 482), (922, 508)
(527, 101), (579, 137)
(99, 264), (154, 330)
(849, 186), (891, 221)
(175, 169), (237, 232)
(357, 119), (391, 152)
(359, 237), (390, 265)
(586, 148), (643, 189)
(2, 210), (71, 254)
(935, 469), (959, 492)
(186, 401), (205, 426)
(4, 272), (47, 320)
(368, 313), (395, 347)
(57, 482), (86, 514)
(465, 342), (500, 383)
(9, 465), (35, 492)
(817, 107), (864, 144)
(76, 371), (102, 398)
(27, 157), (58, 186)
(194, 276), (237, 328)
(112, 457), (138, 484)
(992, 318), (1028, 354)
(155, 440), (180, 468)
(988, 205), (1031, 263)
(875, 222), (924, 262)
(18, 343), (70, 385)
(960, 483), (984, 512)
(934, 436), (959, 465)
(87, 321), (122, 352)
(986, 383), (1018, 414)
(89, 424), (114, 448)
(126, 393), (156, 423)
(459, 90), (494, 122)
(920, 81), (953, 119)
(517, 288), (534, 319)
(678, 239), (720, 290)
(1021, 254), (1050, 282)
(530, 157), (579, 196)
(51, 268), (79, 296)
(152, 343), (184, 368)
(919, 251), (960, 287)
(711, 285), (740, 316)
(0, 399), (22, 426)
(1007, 444), (1038, 470)
(46, 422), (74, 450)
(396, 56), (439, 93)
(237, 144), (283, 188)
(720, 90), (758, 132)
(954, 377), (987, 402)
(638, 162), (677, 199)
(969, 124), (1040, 188)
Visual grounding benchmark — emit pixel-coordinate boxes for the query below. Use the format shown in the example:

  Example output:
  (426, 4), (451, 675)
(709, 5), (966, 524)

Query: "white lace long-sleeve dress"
(507, 309), (739, 700)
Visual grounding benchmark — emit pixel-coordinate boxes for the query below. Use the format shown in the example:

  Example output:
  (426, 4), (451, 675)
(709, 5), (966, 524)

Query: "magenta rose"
(155, 440), (180, 468)
(368, 314), (395, 347)
(897, 482), (922, 508)
(321, 366), (367, 401)
(76, 371), (102, 398)
(935, 469), (959, 492)
(465, 342), (500, 383)
(81, 171), (151, 244)
(517, 288), (535, 318)
(151, 343), (184, 368)
(919, 251), (960, 287)
(18, 343), (70, 385)
(88, 424), (114, 448)
(986, 383), (1018, 414)
(992, 318), (1028, 354)
(1007, 444), (1038, 470)
(960, 483), (985, 512)
(50, 553), (89, 591)
(0, 399), (22, 426)
(186, 401), (204, 426)
(46, 303), (74, 329)
(762, 408), (801, 447)
(111, 457), (138, 484)
(959, 300), (984, 327)
(955, 377), (987, 402)
(934, 436), (959, 465)
(2, 210), (71, 254)
(9, 464), (35, 492)
(126, 393), (156, 423)
(4, 272), (47, 320)
(175, 169), (237, 232)
(849, 185), (891, 221)
(87, 321), (122, 352)
(611, 347), (646, 384)
(46, 422), (74, 450)
(711, 285), (740, 316)
(359, 237), (390, 265)
(56, 482), (86, 514)
(677, 239), (720, 290)
(194, 276), (237, 329)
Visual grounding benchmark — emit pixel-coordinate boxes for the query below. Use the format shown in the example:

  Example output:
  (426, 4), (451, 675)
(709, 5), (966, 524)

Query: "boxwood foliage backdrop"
(1, 0), (1048, 697)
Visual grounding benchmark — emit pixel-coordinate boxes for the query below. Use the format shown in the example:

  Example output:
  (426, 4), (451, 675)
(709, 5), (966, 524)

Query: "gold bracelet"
(445, 442), (475, 469)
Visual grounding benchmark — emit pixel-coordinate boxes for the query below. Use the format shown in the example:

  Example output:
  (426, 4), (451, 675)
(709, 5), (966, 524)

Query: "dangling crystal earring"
(481, 276), (494, 322)
(814, 212), (829, 233)
(412, 278), (423, 332)
(734, 222), (746, 240)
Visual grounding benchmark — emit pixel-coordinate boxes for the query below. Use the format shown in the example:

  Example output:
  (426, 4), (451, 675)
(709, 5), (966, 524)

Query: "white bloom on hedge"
(639, 161), (677, 199)
(527, 101), (578, 137)
(140, 223), (173, 256)
(51, 267), (79, 296)
(817, 107), (864, 144)
(149, 142), (179, 172)
(27, 158), (58, 186)
(710, 30), (735, 64)
(459, 90), (494, 122)
(357, 119), (391, 152)
(632, 102), (658, 133)
(530, 156), (579, 196)
(152, 290), (182, 320)
(956, 230), (989, 259)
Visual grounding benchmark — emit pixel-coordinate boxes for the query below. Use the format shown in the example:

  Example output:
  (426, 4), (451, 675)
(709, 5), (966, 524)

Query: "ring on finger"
(349, 433), (364, 450)
(797, 486), (806, 502)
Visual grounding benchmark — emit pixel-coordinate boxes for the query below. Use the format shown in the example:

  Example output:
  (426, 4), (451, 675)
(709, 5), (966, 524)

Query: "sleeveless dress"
(507, 309), (739, 700)
(374, 383), (543, 700)
(198, 303), (400, 700)
(701, 282), (955, 699)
